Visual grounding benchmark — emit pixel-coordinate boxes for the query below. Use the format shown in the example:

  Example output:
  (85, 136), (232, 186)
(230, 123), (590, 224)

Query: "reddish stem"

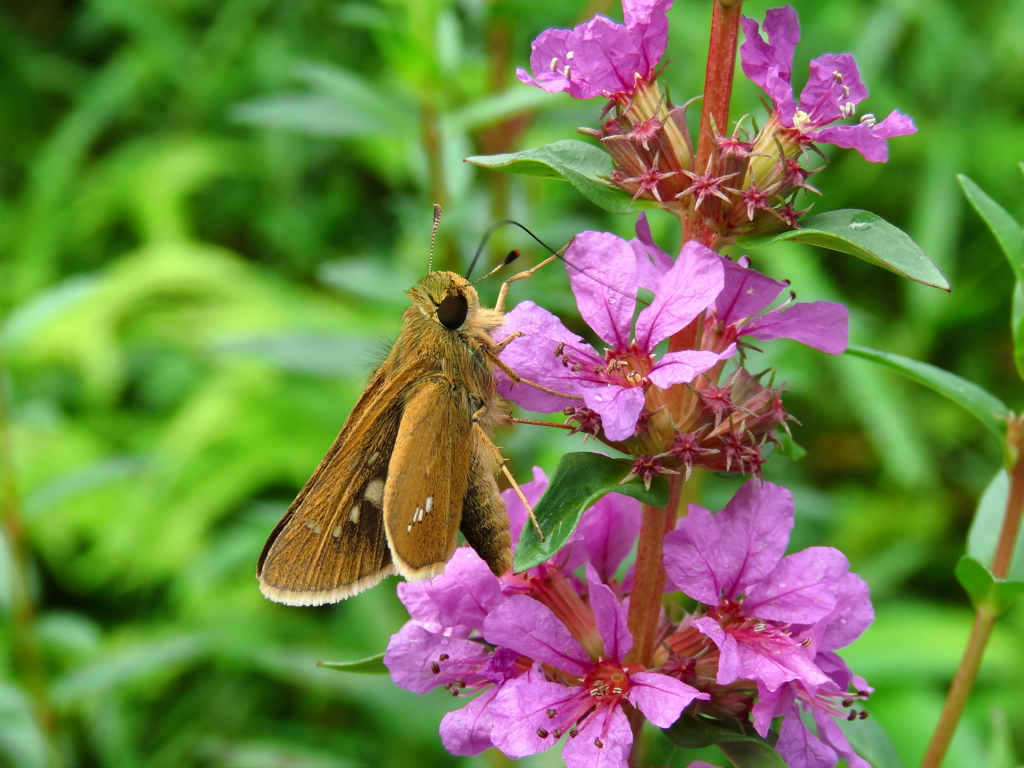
(625, 474), (684, 668)
(921, 417), (1024, 768)
(685, 0), (744, 246)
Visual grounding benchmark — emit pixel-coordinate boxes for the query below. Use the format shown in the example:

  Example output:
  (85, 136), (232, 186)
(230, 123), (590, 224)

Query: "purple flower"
(663, 481), (857, 692)
(485, 566), (707, 767)
(385, 470), (645, 755)
(633, 214), (849, 354)
(750, 572), (875, 768)
(497, 230), (732, 441)
(516, 0), (673, 100)
(740, 6), (916, 162)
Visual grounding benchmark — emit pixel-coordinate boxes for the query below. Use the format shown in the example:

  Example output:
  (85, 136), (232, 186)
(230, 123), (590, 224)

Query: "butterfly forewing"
(383, 377), (472, 579)
(257, 363), (413, 605)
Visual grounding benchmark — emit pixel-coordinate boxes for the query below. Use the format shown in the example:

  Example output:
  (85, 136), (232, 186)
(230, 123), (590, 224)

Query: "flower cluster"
(517, 3), (916, 240)
(496, 219), (847, 484)
(385, 477), (874, 768)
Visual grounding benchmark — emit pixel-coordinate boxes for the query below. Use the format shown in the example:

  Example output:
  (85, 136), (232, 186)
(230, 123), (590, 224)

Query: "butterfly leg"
(492, 355), (583, 401)
(469, 411), (545, 543)
(494, 253), (560, 313)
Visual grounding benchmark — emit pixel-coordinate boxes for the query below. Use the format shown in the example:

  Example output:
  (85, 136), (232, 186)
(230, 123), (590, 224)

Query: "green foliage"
(0, 0), (1022, 766)
(736, 210), (950, 291)
(466, 140), (658, 214)
(513, 452), (669, 572)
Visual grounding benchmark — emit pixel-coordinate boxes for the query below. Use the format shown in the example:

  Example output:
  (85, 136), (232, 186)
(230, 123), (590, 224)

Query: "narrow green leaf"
(230, 94), (394, 138)
(967, 470), (1024, 582)
(837, 716), (904, 768)
(956, 555), (1024, 613)
(845, 346), (1008, 443)
(513, 452), (668, 572)
(956, 555), (995, 608)
(466, 140), (656, 215)
(450, 88), (554, 131)
(317, 653), (388, 674)
(663, 715), (785, 768)
(736, 209), (949, 291)
(958, 174), (1024, 284)
(958, 174), (1024, 380)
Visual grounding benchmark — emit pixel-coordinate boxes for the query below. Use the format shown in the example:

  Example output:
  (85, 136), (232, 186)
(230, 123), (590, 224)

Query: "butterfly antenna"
(466, 220), (558, 280)
(428, 203), (442, 273)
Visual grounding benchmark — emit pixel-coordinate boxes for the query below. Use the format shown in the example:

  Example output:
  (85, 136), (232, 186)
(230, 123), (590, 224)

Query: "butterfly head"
(410, 271), (481, 331)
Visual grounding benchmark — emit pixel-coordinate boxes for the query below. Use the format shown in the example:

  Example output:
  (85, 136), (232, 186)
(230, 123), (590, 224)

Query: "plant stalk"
(685, 0), (744, 246)
(920, 417), (1024, 768)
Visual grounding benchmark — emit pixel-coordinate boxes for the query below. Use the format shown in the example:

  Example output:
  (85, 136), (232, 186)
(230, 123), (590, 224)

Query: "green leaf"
(663, 715), (785, 768)
(955, 556), (1024, 613)
(230, 94), (395, 138)
(958, 175), (1024, 284)
(967, 470), (1024, 582)
(845, 346), (1008, 444)
(958, 174), (1024, 380)
(736, 209), (949, 291)
(837, 716), (904, 768)
(513, 452), (668, 572)
(466, 140), (656, 215)
(317, 653), (388, 674)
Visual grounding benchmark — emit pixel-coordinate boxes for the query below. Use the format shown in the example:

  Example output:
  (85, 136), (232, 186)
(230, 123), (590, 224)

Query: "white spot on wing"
(364, 478), (385, 507)
(332, 524), (342, 538)
(367, 451), (380, 467)
(348, 505), (360, 524)
(425, 496), (433, 514)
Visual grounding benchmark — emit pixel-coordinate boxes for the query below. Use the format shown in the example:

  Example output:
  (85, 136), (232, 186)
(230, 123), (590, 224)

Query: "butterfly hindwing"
(459, 427), (512, 576)
(383, 376), (472, 580)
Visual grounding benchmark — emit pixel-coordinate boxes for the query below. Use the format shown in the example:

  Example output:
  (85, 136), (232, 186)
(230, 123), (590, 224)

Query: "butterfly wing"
(383, 376), (472, 580)
(459, 426), (512, 576)
(257, 362), (411, 606)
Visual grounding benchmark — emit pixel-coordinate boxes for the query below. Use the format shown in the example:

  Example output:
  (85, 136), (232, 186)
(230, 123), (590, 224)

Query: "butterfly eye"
(436, 294), (469, 329)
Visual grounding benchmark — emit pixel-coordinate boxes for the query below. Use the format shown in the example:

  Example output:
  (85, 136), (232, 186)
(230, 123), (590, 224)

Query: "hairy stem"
(921, 417), (1024, 768)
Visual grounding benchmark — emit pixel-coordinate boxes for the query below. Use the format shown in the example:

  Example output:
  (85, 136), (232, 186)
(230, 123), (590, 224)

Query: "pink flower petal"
(483, 595), (592, 675)
(440, 686), (499, 755)
(714, 257), (787, 326)
(496, 301), (593, 412)
(776, 703), (838, 768)
(742, 301), (849, 355)
(561, 703), (632, 768)
(743, 546), (849, 624)
(627, 671), (707, 727)
(715, 480), (794, 599)
(490, 673), (580, 758)
(566, 232), (638, 351)
(815, 572), (874, 652)
(502, 466), (549, 546)
(577, 380), (646, 442)
(397, 547), (504, 629)
(648, 347), (732, 390)
(631, 213), (673, 291)
(586, 565), (632, 662)
(634, 241), (724, 353)
(384, 624), (490, 694)
(663, 505), (730, 605)
(577, 493), (642, 582)
(811, 110), (917, 162)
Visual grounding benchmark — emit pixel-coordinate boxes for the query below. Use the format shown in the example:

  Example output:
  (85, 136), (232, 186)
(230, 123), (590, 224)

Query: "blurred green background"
(1, 0), (1022, 766)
